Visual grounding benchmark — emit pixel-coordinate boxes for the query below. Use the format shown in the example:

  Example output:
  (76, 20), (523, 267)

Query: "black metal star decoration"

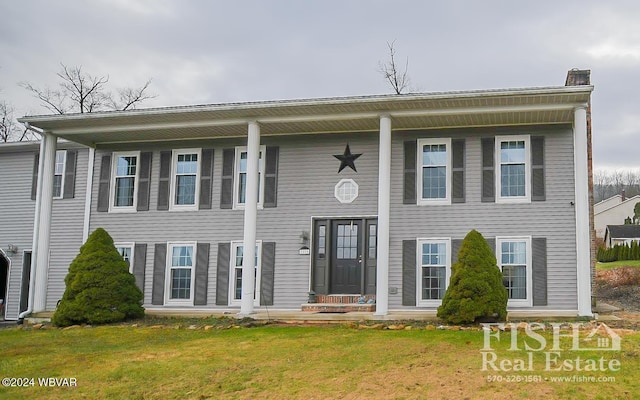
(333, 144), (362, 173)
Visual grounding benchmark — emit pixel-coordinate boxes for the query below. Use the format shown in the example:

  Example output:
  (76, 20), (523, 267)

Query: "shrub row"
(597, 241), (640, 263)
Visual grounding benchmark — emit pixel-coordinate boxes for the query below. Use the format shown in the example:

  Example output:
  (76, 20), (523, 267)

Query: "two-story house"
(0, 69), (594, 321)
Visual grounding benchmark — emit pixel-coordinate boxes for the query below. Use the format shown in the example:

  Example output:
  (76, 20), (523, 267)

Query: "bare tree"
(0, 100), (16, 142)
(379, 40), (411, 94)
(594, 169), (640, 203)
(20, 63), (155, 114)
(0, 100), (36, 142)
(108, 79), (154, 111)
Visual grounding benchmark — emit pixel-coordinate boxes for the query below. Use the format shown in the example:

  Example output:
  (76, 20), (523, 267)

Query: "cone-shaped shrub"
(437, 230), (508, 324)
(52, 228), (144, 326)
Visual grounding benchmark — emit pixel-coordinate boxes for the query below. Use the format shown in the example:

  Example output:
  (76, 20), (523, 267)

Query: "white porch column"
(33, 132), (57, 313)
(240, 121), (260, 315)
(573, 106), (592, 317)
(375, 115), (391, 315)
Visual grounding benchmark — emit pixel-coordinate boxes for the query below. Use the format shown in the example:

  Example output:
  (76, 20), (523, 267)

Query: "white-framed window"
(110, 151), (140, 212)
(334, 179), (359, 204)
(115, 242), (134, 273)
(165, 242), (197, 305)
(53, 150), (66, 199)
(496, 135), (530, 203)
(416, 238), (451, 307)
(229, 241), (262, 306)
(496, 236), (532, 307)
(170, 149), (201, 211)
(233, 146), (266, 209)
(417, 138), (451, 205)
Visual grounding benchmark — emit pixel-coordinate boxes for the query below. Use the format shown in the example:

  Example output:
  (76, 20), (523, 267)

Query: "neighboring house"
(0, 69), (595, 321)
(604, 225), (640, 248)
(594, 194), (640, 238)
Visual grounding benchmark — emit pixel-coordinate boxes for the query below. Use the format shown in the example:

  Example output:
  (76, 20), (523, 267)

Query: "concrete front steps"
(301, 294), (376, 313)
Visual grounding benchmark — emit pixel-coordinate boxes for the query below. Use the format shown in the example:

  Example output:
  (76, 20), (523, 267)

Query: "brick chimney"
(565, 68), (595, 308)
(622, 189), (626, 202)
(565, 68), (591, 86)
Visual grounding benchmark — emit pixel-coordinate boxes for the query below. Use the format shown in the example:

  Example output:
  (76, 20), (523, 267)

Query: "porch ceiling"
(18, 86), (592, 147)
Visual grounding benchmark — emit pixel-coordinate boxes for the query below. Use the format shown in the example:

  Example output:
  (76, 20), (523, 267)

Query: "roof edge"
(18, 85), (593, 124)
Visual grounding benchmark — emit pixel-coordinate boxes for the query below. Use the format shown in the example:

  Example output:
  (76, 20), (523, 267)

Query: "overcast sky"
(1, 0), (639, 170)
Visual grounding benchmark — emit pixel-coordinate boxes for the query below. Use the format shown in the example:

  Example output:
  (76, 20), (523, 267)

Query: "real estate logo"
(480, 322), (621, 373)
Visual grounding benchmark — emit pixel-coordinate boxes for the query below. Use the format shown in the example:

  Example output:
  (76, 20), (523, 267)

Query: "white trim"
(23, 87), (593, 136)
(334, 179), (359, 204)
(416, 138), (452, 205)
(496, 236), (533, 308)
(114, 242), (135, 273)
(233, 145), (266, 210)
(82, 148), (95, 243)
(169, 148), (201, 211)
(416, 238), (452, 307)
(164, 242), (197, 306)
(109, 151), (141, 213)
(573, 106), (593, 317)
(52, 150), (66, 199)
(229, 241), (263, 307)
(495, 135), (531, 204)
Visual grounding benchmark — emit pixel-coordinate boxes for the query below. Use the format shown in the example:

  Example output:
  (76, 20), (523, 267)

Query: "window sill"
(417, 199), (451, 206)
(495, 197), (531, 204)
(108, 207), (138, 213)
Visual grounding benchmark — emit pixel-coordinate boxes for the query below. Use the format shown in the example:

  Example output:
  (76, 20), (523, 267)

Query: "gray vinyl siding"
(0, 150), (36, 319)
(46, 149), (89, 310)
(0, 145), (88, 319)
(86, 124), (577, 312)
(89, 133), (379, 309)
(389, 125), (577, 310)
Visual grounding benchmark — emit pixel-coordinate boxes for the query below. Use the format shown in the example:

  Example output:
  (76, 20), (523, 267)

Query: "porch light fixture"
(6, 244), (18, 255)
(299, 231), (310, 255)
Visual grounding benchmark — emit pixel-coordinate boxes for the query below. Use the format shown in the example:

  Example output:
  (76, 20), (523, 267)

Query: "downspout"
(18, 122), (44, 323)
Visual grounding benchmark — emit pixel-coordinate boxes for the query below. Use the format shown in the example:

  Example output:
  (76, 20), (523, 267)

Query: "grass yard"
(597, 260), (640, 270)
(1, 320), (639, 399)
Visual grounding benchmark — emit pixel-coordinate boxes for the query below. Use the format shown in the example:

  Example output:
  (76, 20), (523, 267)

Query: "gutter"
(18, 122), (44, 324)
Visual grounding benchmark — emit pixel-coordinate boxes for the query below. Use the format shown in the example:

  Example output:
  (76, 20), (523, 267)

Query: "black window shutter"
(531, 137), (545, 201)
(402, 239), (417, 306)
(216, 242), (231, 305)
(157, 151), (171, 211)
(132, 243), (147, 292)
(481, 138), (495, 202)
(260, 242), (276, 306)
(152, 243), (167, 305)
(486, 237), (496, 255)
(532, 238), (548, 306)
(97, 154), (112, 212)
(451, 239), (463, 265)
(220, 149), (235, 209)
(451, 139), (465, 203)
(199, 149), (214, 210)
(62, 150), (77, 199)
(404, 141), (417, 204)
(31, 153), (39, 200)
(194, 243), (210, 306)
(137, 152), (153, 211)
(263, 146), (279, 208)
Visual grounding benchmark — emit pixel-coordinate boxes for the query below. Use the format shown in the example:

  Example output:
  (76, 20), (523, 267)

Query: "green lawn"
(597, 260), (640, 270)
(1, 321), (639, 399)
